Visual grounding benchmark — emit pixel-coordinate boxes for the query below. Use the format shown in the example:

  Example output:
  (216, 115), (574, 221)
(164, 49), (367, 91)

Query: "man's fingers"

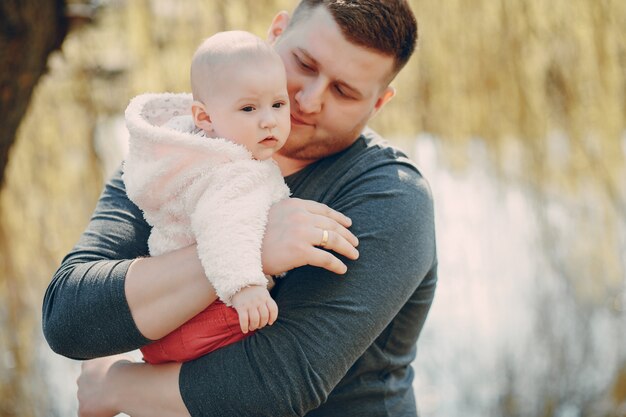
(290, 198), (359, 250)
(312, 228), (359, 261)
(312, 214), (359, 248)
(306, 247), (348, 275)
(262, 198), (357, 276)
(292, 198), (352, 228)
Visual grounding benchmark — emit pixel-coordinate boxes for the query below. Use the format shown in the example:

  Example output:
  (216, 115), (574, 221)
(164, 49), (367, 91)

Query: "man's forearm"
(126, 245), (217, 340)
(45, 168), (229, 357)
(43, 168), (357, 359)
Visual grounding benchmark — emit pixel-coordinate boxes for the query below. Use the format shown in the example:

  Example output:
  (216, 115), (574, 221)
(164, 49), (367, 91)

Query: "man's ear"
(192, 101), (212, 132)
(370, 86), (396, 118)
(267, 11), (290, 44)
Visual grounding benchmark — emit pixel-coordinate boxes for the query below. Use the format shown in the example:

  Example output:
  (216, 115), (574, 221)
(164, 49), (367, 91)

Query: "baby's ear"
(191, 101), (212, 132)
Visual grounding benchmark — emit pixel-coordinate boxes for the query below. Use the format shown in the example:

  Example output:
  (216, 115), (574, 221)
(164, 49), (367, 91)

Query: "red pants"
(140, 300), (252, 364)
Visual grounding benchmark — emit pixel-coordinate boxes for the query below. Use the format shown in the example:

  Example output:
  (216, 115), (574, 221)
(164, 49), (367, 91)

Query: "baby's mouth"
(259, 136), (279, 146)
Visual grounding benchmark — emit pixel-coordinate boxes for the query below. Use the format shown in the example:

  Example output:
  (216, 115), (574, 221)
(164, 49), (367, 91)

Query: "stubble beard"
(279, 126), (361, 162)
(279, 135), (341, 163)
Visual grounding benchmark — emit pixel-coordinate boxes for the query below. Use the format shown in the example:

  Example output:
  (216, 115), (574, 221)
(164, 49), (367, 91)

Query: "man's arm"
(85, 162), (436, 417)
(181, 164), (436, 416)
(42, 167), (357, 359)
(42, 169), (219, 356)
(42, 169), (155, 358)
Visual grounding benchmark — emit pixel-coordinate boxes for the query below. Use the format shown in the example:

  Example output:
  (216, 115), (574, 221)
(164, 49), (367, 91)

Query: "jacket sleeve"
(179, 162), (437, 416)
(189, 160), (288, 305)
(42, 167), (152, 359)
(122, 128), (229, 257)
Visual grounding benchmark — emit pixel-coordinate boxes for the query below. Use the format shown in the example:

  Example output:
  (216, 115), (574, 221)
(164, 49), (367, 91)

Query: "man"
(42, 1), (438, 416)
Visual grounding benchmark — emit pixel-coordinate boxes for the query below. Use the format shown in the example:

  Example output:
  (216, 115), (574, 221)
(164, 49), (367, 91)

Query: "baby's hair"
(191, 31), (281, 103)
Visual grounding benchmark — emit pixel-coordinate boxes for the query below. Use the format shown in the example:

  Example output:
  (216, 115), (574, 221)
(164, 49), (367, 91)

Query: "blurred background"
(0, 0), (624, 416)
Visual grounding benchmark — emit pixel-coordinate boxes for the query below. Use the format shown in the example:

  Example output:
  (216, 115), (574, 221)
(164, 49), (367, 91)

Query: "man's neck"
(272, 153), (316, 177)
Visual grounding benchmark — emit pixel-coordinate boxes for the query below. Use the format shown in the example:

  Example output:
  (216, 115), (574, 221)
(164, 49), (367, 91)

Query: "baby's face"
(201, 58), (290, 160)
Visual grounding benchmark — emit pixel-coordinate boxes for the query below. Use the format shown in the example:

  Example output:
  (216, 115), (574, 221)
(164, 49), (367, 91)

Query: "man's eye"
(334, 85), (351, 98)
(241, 106), (254, 112)
(295, 55), (313, 72)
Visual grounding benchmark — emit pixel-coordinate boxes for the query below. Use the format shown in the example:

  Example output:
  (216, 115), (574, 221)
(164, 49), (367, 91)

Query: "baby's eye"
(273, 102), (286, 109)
(241, 106), (255, 112)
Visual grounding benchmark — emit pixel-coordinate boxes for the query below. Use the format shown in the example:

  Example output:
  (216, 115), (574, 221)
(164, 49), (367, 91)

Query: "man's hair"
(288, 0), (418, 76)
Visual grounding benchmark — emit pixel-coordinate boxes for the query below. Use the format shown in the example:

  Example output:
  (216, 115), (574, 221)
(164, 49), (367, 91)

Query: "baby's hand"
(231, 285), (278, 334)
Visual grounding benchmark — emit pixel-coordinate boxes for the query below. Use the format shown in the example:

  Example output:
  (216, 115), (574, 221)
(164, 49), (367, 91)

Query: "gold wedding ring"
(319, 229), (329, 248)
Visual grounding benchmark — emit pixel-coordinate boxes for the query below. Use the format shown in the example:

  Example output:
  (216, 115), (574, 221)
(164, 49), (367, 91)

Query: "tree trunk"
(0, 0), (68, 188)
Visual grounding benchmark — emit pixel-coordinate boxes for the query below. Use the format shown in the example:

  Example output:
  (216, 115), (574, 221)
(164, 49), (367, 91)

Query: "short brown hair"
(288, 0), (418, 77)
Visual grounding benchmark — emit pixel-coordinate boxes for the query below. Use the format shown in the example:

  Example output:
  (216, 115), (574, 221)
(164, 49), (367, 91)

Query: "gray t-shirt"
(43, 130), (438, 417)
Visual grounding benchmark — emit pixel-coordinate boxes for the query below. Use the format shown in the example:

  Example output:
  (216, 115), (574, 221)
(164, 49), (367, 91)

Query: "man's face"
(268, 6), (396, 165)
(203, 58), (291, 161)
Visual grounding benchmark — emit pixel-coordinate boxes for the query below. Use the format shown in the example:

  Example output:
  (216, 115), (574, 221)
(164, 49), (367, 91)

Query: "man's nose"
(294, 80), (323, 114)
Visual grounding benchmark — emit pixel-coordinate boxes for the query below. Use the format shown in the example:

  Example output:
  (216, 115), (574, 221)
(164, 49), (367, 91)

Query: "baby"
(122, 31), (291, 364)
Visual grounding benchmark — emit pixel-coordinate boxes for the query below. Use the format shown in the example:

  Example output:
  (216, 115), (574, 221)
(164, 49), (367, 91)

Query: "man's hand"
(77, 355), (133, 417)
(77, 355), (188, 417)
(231, 285), (278, 333)
(261, 198), (359, 276)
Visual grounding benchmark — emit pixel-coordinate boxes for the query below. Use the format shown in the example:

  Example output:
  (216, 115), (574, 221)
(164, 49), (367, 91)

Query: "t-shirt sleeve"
(42, 166), (152, 359)
(179, 162), (437, 416)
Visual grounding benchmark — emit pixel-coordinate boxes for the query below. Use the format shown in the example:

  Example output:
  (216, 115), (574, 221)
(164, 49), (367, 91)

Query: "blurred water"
(40, 127), (626, 416)
(410, 135), (540, 415)
(411, 135), (626, 416)
(38, 341), (80, 417)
